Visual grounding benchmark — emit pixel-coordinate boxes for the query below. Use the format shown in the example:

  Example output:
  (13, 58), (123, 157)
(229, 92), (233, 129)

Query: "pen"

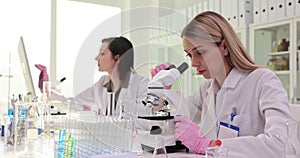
(230, 107), (237, 122)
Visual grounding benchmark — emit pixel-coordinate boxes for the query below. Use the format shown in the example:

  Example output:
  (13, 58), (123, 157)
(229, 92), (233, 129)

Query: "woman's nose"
(191, 57), (200, 67)
(95, 54), (100, 60)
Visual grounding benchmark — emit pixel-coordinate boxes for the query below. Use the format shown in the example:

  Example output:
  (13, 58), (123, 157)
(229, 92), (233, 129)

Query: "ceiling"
(71, 0), (124, 8)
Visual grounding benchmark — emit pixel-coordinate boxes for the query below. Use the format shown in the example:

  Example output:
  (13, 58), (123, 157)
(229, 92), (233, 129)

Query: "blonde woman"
(173, 11), (295, 157)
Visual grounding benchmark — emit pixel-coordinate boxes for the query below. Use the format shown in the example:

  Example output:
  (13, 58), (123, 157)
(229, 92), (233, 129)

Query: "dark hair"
(102, 37), (115, 44)
(102, 36), (134, 88)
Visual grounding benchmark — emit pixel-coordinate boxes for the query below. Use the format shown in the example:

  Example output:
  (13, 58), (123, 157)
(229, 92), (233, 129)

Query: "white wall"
(0, 0), (50, 112)
(56, 0), (121, 97)
(0, 0), (121, 112)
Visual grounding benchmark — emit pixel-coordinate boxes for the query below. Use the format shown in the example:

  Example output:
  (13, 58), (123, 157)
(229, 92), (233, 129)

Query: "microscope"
(138, 62), (190, 153)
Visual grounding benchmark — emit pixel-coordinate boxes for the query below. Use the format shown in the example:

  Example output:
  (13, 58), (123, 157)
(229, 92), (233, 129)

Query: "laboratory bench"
(0, 108), (203, 158)
(0, 137), (203, 158)
(0, 137), (54, 158)
(0, 101), (222, 157)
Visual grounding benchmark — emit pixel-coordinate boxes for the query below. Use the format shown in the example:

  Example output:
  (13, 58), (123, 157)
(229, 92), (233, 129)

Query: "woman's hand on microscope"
(150, 62), (172, 89)
(174, 115), (213, 154)
(35, 64), (49, 93)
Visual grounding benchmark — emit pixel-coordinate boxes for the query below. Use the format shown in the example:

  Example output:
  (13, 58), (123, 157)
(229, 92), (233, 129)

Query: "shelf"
(268, 51), (289, 56)
(274, 70), (290, 75)
(250, 17), (300, 104)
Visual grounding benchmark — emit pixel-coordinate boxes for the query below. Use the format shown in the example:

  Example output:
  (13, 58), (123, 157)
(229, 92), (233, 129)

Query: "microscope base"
(138, 130), (188, 153)
(141, 141), (188, 153)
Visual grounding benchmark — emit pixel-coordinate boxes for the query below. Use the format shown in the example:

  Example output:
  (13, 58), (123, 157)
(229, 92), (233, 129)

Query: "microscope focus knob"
(162, 99), (168, 106)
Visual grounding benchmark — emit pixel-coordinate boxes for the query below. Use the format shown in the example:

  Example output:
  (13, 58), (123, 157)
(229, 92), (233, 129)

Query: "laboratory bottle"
(285, 121), (300, 158)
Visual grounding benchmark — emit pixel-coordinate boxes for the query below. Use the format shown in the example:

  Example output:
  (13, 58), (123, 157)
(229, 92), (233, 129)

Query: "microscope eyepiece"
(177, 62), (189, 74)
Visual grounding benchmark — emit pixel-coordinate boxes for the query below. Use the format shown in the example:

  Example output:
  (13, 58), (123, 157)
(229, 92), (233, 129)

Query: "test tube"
(91, 122), (97, 153)
(3, 115), (9, 146)
(86, 121), (92, 154)
(119, 120), (125, 151)
(13, 103), (18, 145)
(107, 92), (115, 116)
(42, 81), (52, 104)
(58, 129), (66, 157)
(125, 119), (132, 151)
(43, 103), (51, 138)
(66, 99), (71, 114)
(95, 122), (102, 155)
(111, 119), (118, 152)
(74, 120), (82, 157)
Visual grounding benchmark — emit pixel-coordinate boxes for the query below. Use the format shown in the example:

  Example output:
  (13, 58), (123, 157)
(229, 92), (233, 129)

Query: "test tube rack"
(55, 113), (141, 158)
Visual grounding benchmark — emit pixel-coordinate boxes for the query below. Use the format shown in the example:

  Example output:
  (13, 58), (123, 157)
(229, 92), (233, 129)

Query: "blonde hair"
(182, 11), (263, 72)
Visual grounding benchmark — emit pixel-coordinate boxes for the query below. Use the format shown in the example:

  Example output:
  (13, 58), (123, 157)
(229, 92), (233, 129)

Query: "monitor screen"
(18, 36), (36, 98)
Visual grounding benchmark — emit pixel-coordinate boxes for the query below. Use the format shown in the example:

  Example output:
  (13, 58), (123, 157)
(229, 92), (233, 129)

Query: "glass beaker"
(3, 114), (11, 146)
(38, 102), (51, 137)
(43, 81), (52, 104)
(152, 136), (168, 158)
(26, 103), (39, 140)
(285, 120), (300, 158)
(205, 146), (228, 158)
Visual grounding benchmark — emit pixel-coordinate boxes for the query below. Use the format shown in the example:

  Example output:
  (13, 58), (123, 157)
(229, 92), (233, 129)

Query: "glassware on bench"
(152, 136), (168, 158)
(205, 146), (228, 158)
(285, 120), (300, 158)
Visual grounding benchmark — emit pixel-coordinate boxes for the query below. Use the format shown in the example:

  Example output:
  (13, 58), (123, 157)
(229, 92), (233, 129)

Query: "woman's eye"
(186, 50), (205, 59)
(99, 51), (105, 56)
(196, 50), (205, 56)
(186, 53), (192, 58)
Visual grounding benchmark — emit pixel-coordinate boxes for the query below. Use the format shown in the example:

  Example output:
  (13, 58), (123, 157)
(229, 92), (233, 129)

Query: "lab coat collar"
(102, 75), (112, 87)
(210, 68), (242, 94)
(128, 72), (134, 85)
(103, 72), (134, 88)
(222, 68), (242, 89)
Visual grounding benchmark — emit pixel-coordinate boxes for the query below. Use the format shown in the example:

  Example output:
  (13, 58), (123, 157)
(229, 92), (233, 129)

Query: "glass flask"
(152, 136), (168, 158)
(205, 146), (228, 158)
(285, 121), (300, 158)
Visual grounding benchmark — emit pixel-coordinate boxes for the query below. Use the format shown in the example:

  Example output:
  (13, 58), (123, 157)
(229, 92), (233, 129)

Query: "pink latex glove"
(174, 116), (211, 154)
(35, 64), (49, 93)
(82, 105), (91, 111)
(150, 62), (172, 89)
(50, 91), (91, 111)
(50, 90), (67, 103)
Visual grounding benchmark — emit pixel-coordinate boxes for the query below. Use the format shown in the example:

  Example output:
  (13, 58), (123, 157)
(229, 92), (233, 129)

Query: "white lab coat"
(187, 68), (295, 158)
(75, 72), (149, 114)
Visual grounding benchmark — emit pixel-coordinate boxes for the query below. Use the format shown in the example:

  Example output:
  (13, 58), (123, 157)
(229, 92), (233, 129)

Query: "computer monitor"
(18, 36), (36, 98)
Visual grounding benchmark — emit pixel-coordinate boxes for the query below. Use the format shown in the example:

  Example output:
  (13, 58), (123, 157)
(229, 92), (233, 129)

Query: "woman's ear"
(114, 54), (120, 61)
(219, 40), (229, 56)
(220, 40), (228, 52)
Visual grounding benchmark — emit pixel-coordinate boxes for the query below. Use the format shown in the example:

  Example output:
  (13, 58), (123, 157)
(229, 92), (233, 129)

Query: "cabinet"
(250, 17), (300, 103)
(296, 19), (300, 103)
